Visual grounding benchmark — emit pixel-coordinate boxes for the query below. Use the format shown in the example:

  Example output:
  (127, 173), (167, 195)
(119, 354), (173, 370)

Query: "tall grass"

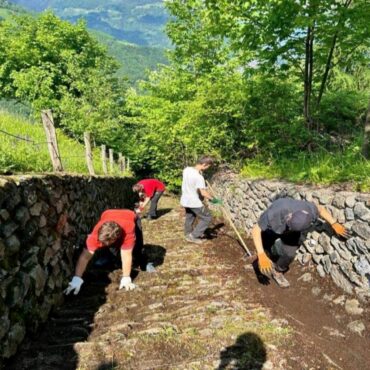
(0, 111), (129, 176)
(241, 142), (370, 191)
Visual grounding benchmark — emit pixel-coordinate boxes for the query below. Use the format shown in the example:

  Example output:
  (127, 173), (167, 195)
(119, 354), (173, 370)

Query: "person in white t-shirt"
(180, 156), (217, 244)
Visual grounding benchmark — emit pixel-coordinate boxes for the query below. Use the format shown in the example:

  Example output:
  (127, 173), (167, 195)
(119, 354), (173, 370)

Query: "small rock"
(298, 272), (313, 282)
(322, 293), (335, 301)
(344, 208), (354, 221)
(316, 264), (326, 278)
(347, 320), (365, 336)
(30, 202), (42, 216)
(345, 299), (363, 315)
(5, 235), (21, 254)
(262, 360), (274, 370)
(312, 287), (322, 296)
(0, 209), (10, 221)
(345, 196), (356, 208)
(333, 295), (346, 305)
(352, 221), (370, 240)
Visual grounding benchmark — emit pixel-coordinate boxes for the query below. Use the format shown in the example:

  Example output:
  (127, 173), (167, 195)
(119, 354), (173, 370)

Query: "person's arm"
(120, 248), (133, 277)
(199, 188), (213, 200)
(140, 196), (151, 209)
(75, 248), (94, 277)
(317, 205), (350, 238)
(119, 248), (136, 291)
(64, 248), (94, 295)
(252, 224), (273, 274)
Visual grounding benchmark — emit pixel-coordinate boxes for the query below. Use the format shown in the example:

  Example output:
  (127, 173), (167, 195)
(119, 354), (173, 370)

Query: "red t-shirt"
(86, 209), (136, 252)
(138, 179), (165, 198)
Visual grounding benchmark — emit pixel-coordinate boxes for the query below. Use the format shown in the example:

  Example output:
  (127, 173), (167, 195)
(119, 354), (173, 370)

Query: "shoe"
(271, 270), (290, 288)
(145, 262), (156, 273)
(185, 234), (205, 244)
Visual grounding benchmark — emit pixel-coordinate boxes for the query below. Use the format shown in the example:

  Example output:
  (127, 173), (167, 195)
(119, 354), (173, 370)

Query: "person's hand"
(64, 276), (84, 295)
(210, 197), (223, 205)
(331, 222), (350, 239)
(258, 252), (273, 275)
(119, 276), (136, 291)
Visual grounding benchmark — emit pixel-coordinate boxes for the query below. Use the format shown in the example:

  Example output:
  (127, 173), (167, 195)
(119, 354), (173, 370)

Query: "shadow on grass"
(217, 332), (267, 370)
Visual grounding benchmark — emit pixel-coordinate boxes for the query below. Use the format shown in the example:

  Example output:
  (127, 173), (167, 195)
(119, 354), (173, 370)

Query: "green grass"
(241, 144), (370, 191)
(0, 110), (131, 176)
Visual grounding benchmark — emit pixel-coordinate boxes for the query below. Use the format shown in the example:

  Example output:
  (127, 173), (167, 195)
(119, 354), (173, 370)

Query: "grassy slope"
(0, 111), (128, 175)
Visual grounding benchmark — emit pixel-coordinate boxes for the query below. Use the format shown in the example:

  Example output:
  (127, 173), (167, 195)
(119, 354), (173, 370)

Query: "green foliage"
(92, 30), (168, 82)
(241, 139), (370, 191)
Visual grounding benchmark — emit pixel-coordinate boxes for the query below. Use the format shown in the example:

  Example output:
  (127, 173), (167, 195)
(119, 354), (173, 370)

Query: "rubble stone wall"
(212, 170), (370, 299)
(0, 174), (135, 358)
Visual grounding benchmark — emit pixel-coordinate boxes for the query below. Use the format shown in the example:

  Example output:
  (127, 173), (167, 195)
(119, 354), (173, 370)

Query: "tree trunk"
(362, 99), (370, 159)
(317, 0), (352, 107)
(304, 25), (314, 129)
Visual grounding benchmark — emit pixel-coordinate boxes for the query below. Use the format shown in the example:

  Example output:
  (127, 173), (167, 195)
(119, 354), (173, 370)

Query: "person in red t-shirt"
(133, 179), (166, 220)
(64, 209), (153, 295)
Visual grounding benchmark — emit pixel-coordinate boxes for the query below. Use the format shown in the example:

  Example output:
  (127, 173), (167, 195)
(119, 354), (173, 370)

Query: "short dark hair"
(196, 156), (214, 166)
(98, 221), (122, 244)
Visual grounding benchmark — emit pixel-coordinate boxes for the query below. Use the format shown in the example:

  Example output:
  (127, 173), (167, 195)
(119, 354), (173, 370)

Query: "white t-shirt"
(180, 167), (206, 208)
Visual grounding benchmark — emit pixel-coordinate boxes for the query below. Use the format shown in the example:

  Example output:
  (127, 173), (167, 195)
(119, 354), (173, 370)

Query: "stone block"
(352, 221), (370, 240)
(345, 208), (354, 221)
(2, 323), (26, 358)
(15, 206), (30, 227)
(353, 202), (370, 221)
(0, 209), (10, 221)
(30, 202), (42, 216)
(332, 195), (346, 208)
(330, 265), (353, 294)
(5, 235), (21, 255)
(1, 222), (19, 238)
(345, 195), (356, 208)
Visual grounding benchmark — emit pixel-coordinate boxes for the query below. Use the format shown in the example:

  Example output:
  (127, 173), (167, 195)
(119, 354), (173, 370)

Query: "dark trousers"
(184, 206), (212, 238)
(261, 229), (301, 272)
(148, 191), (164, 217)
(133, 216), (147, 270)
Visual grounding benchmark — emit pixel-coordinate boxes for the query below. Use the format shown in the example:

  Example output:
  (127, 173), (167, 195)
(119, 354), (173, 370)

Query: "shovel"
(206, 180), (256, 263)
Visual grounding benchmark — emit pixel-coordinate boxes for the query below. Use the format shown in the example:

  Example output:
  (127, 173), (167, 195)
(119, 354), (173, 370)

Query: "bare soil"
(8, 196), (370, 370)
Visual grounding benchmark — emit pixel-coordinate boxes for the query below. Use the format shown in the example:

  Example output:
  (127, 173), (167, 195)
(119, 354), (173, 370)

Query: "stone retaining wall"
(0, 175), (135, 359)
(212, 170), (370, 299)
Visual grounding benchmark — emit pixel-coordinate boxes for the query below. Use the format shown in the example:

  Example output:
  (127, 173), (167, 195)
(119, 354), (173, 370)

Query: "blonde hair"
(98, 221), (122, 244)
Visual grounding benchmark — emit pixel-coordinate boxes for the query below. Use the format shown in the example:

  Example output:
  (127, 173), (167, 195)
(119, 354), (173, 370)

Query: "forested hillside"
(0, 1), (369, 191)
(9, 0), (169, 47)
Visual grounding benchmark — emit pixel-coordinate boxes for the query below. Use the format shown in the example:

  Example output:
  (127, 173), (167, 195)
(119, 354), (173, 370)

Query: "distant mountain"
(1, 1), (168, 82)
(8, 0), (170, 48)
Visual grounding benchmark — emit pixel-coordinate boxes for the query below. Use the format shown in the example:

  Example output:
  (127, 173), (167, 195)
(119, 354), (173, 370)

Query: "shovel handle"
(206, 180), (252, 256)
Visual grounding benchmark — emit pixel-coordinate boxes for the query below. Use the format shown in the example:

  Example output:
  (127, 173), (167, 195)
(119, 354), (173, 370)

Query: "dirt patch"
(8, 196), (369, 370)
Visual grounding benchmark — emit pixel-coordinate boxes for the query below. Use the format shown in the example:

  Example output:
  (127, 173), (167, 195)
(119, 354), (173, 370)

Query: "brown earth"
(8, 195), (370, 370)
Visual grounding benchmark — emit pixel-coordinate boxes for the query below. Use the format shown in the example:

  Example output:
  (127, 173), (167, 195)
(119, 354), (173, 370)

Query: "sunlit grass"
(241, 145), (370, 191)
(0, 110), (131, 176)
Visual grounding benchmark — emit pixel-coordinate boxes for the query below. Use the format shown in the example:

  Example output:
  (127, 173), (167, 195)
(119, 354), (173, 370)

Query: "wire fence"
(0, 111), (130, 176)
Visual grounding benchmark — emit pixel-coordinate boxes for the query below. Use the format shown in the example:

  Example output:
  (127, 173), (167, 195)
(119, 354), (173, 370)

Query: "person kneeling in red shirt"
(64, 209), (153, 295)
(133, 179), (165, 220)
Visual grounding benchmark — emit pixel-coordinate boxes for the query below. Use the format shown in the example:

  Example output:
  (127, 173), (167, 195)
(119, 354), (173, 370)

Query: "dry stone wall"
(212, 170), (370, 299)
(0, 174), (135, 359)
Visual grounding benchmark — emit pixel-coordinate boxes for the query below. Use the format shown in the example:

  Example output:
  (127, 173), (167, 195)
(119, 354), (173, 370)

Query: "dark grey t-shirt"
(258, 198), (319, 234)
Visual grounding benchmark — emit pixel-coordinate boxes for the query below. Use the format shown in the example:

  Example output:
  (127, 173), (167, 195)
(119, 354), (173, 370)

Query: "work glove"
(146, 262), (156, 273)
(258, 252), (273, 275)
(119, 276), (136, 291)
(331, 222), (350, 239)
(210, 197), (223, 205)
(64, 276), (84, 295)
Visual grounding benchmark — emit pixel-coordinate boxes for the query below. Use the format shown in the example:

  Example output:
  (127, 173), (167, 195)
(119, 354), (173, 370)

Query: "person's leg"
(275, 232), (301, 272)
(184, 208), (196, 236)
(261, 229), (279, 261)
(148, 191), (163, 218)
(133, 216), (147, 270)
(191, 206), (212, 239)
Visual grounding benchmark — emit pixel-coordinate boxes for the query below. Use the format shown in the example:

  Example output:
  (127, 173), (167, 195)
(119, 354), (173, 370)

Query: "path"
(10, 195), (369, 370)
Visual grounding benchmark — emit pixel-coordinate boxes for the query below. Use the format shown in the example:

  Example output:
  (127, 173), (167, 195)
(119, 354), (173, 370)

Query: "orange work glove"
(331, 222), (350, 239)
(258, 252), (273, 275)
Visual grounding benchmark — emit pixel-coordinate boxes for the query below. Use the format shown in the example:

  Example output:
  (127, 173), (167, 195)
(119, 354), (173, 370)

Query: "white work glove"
(64, 276), (84, 295)
(119, 276), (136, 291)
(146, 262), (156, 273)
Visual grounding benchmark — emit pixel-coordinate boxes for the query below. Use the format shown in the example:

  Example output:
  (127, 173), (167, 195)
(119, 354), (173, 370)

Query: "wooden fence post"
(109, 149), (114, 174)
(83, 132), (95, 176)
(41, 110), (63, 172)
(118, 152), (124, 173)
(122, 156), (126, 172)
(101, 145), (107, 175)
